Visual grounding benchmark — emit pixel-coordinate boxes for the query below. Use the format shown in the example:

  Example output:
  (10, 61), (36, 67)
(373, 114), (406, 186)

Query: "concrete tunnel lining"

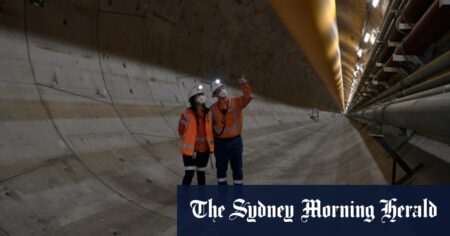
(1, 0), (450, 235)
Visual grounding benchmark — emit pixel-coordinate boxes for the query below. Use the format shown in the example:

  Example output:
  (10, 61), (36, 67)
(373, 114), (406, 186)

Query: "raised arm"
(239, 77), (253, 108)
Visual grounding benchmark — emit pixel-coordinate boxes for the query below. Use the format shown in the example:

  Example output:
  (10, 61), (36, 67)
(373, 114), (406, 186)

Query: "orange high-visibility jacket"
(211, 84), (253, 138)
(178, 108), (214, 156)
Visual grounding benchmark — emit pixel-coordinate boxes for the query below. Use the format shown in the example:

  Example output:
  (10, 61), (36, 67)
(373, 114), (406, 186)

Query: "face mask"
(196, 95), (206, 104)
(218, 89), (228, 98)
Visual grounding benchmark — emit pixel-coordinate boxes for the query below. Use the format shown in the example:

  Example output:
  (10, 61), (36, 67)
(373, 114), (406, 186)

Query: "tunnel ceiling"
(1, 0), (391, 112)
(268, 0), (345, 110)
(266, 0), (385, 111)
(335, 0), (385, 106)
(336, 0), (367, 105)
(0, 0), (340, 112)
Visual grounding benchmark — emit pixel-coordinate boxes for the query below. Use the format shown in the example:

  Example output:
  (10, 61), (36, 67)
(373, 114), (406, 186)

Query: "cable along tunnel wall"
(349, 0), (450, 141)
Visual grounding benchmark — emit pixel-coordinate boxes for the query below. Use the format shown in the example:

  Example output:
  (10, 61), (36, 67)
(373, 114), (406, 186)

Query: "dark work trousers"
(214, 135), (244, 185)
(182, 151), (210, 185)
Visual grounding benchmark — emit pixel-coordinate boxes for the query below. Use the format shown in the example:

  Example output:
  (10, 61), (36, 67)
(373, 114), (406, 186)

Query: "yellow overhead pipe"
(268, 0), (344, 110)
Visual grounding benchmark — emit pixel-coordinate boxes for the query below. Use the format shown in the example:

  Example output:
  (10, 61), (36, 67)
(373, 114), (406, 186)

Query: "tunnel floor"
(1, 116), (393, 236)
(2, 100), (450, 235)
(219, 117), (386, 185)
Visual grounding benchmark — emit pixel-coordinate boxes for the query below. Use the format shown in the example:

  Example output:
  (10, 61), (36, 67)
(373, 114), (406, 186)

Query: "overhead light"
(198, 85), (203, 90)
(370, 32), (376, 44)
(357, 49), (363, 57)
(372, 0), (380, 8)
(364, 33), (370, 43)
(356, 64), (362, 70)
(215, 79), (221, 84)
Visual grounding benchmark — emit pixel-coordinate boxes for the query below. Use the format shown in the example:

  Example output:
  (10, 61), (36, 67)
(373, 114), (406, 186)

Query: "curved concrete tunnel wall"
(1, 0), (450, 235)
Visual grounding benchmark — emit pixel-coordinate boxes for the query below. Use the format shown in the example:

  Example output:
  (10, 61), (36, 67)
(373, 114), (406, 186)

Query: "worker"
(210, 76), (253, 185)
(178, 84), (216, 185)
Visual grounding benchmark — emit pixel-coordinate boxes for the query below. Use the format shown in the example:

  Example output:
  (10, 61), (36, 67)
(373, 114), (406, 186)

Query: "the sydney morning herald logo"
(188, 198), (437, 223)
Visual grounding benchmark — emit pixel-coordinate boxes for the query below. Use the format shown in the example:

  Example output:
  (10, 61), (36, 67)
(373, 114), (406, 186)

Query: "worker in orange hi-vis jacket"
(178, 84), (217, 185)
(210, 76), (253, 185)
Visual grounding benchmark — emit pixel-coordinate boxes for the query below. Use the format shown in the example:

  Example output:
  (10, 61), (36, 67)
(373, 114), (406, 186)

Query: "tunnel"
(1, 0), (449, 235)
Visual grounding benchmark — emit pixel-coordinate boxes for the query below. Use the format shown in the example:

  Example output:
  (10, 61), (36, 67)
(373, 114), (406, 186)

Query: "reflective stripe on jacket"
(211, 84), (252, 138)
(178, 108), (214, 155)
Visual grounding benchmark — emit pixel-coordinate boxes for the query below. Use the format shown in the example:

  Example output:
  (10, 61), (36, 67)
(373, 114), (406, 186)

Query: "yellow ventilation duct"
(268, 0), (344, 110)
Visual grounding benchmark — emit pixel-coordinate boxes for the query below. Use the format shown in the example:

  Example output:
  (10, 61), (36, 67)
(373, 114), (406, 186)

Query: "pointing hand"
(238, 76), (248, 85)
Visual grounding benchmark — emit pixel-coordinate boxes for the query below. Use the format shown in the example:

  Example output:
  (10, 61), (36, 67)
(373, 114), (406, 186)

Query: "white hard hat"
(188, 84), (204, 99)
(211, 78), (224, 94)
